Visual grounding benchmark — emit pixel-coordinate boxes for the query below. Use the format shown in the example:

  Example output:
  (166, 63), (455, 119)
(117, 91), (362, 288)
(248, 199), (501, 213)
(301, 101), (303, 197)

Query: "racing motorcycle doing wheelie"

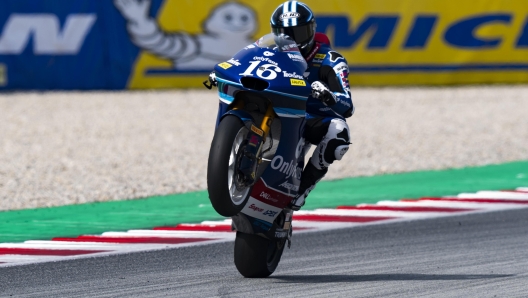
(204, 33), (311, 278)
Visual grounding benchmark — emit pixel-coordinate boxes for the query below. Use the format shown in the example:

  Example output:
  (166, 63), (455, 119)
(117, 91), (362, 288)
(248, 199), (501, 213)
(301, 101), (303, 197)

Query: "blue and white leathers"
(304, 42), (354, 119)
(212, 33), (311, 233)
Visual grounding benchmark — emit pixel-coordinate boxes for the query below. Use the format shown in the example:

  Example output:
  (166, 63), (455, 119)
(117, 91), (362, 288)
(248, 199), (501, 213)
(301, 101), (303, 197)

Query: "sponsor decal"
(312, 58), (324, 64)
(244, 44), (256, 50)
(263, 51), (275, 56)
(251, 178), (296, 210)
(337, 96), (352, 108)
(287, 53), (305, 62)
(328, 51), (344, 62)
(218, 62), (232, 69)
(252, 56), (278, 66)
(305, 42), (321, 61)
(281, 43), (298, 51)
(290, 78), (306, 86)
(333, 62), (348, 74)
(339, 71), (350, 89)
(270, 155), (302, 179)
(279, 12), (301, 20)
(248, 134), (259, 147)
(248, 204), (264, 213)
(227, 58), (241, 66)
(242, 196), (282, 222)
(279, 181), (299, 192)
(314, 53), (326, 60)
(250, 125), (264, 136)
(274, 230), (288, 238)
(263, 210), (278, 217)
(260, 191), (278, 203)
(283, 71), (304, 80)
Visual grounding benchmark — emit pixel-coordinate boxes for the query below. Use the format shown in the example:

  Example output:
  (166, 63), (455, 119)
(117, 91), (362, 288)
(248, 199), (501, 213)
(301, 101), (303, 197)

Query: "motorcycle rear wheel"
(234, 231), (286, 278)
(207, 116), (252, 217)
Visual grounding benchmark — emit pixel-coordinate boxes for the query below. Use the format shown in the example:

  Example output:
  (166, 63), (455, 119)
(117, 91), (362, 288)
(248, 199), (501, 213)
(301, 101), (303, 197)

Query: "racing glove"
(311, 81), (337, 106)
(203, 71), (218, 89)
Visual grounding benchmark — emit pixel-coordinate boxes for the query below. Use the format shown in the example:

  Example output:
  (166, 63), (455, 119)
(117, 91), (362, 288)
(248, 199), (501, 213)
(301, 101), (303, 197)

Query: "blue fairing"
(214, 35), (312, 124)
(212, 34), (311, 227)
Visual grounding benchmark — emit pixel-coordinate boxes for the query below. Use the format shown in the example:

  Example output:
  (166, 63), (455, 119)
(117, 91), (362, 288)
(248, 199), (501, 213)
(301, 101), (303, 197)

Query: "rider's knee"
(324, 139), (350, 163)
(324, 118), (351, 162)
(311, 118), (351, 168)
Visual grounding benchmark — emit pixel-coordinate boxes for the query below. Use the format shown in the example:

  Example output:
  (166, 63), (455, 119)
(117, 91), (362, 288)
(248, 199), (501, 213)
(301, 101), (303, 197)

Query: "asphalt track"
(1, 208), (527, 297)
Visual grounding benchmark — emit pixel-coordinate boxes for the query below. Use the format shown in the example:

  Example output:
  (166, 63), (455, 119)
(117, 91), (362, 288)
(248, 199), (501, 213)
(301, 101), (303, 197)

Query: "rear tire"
(234, 232), (285, 278)
(207, 116), (252, 217)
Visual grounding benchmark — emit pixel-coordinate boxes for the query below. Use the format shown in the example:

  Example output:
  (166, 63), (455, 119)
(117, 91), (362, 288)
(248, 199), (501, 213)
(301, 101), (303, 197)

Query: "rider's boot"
(289, 162), (328, 211)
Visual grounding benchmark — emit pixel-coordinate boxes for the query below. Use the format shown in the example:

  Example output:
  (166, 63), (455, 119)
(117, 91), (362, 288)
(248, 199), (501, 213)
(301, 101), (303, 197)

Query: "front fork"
(236, 103), (275, 184)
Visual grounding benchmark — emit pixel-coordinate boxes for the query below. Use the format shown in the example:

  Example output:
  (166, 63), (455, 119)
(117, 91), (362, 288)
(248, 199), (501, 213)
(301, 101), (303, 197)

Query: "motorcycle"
(204, 33), (311, 278)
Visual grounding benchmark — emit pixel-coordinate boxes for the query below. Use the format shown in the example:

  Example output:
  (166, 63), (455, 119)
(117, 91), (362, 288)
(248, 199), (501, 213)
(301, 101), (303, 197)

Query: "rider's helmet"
(270, 1), (316, 57)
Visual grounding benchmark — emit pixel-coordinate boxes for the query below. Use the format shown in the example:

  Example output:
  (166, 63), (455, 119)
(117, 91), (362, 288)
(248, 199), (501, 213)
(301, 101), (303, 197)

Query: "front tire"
(207, 116), (252, 217)
(234, 232), (286, 278)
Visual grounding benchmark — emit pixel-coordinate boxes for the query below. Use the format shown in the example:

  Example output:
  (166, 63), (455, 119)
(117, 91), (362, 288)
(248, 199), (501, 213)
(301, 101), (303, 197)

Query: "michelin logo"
(114, 0), (257, 71)
(0, 14), (96, 55)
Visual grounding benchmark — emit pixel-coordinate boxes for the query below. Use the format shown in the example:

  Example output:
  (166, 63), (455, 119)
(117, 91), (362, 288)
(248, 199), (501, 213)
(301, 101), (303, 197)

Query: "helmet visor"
(272, 22), (315, 49)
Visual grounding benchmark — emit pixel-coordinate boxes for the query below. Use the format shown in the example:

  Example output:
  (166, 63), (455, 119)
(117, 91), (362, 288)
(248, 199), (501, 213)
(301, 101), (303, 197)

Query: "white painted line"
(123, 230), (236, 239)
(22, 240), (151, 250)
(458, 191), (528, 199)
(295, 208), (460, 218)
(376, 200), (524, 210)
(0, 242), (118, 250)
(100, 231), (231, 239)
(0, 255), (63, 263)
(291, 221), (365, 231)
(200, 220), (232, 225)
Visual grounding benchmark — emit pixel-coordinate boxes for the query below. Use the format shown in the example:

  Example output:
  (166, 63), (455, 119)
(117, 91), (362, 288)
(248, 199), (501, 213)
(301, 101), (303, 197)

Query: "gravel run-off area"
(1, 85), (527, 210)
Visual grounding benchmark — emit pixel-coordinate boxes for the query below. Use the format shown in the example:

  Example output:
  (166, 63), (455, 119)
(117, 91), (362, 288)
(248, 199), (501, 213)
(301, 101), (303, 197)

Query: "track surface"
(1, 208), (527, 297)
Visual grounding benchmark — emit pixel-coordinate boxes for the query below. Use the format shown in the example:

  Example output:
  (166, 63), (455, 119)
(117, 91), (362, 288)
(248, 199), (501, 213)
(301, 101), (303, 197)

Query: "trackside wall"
(0, 0), (527, 89)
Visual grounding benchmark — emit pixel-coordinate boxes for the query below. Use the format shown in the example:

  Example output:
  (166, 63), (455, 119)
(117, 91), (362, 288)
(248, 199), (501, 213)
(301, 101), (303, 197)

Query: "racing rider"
(270, 1), (354, 210)
(207, 1), (354, 211)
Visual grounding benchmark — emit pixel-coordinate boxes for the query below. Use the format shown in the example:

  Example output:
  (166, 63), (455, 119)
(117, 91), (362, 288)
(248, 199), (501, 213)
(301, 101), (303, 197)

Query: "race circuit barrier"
(0, 0), (527, 90)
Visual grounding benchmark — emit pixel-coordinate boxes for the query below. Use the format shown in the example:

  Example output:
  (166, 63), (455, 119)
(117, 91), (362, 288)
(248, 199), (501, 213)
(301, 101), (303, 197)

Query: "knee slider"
(324, 139), (349, 163)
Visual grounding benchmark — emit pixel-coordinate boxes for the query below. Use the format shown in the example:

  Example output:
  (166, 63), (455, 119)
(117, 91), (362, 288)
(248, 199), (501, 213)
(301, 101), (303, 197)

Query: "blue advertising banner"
(0, 0), (163, 90)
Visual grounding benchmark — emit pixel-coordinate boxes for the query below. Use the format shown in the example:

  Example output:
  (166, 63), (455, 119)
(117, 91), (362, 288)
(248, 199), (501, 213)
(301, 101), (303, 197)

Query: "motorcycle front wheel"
(234, 231), (286, 278)
(207, 115), (252, 217)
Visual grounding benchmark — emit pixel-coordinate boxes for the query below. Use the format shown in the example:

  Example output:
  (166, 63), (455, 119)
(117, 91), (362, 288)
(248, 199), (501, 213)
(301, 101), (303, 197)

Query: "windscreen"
(255, 33), (301, 54)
